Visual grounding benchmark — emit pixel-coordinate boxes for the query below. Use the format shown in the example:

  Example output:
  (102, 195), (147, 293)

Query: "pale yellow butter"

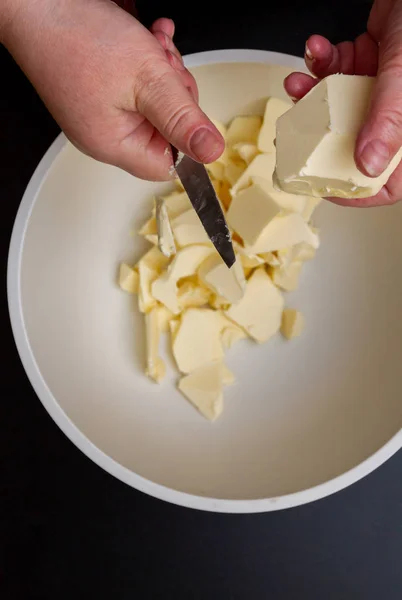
(225, 267), (284, 342)
(281, 309), (305, 339)
(275, 74), (402, 199)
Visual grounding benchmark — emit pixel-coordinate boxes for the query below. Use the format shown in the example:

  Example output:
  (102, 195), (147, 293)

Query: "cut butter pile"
(118, 97), (321, 421)
(274, 74), (402, 199)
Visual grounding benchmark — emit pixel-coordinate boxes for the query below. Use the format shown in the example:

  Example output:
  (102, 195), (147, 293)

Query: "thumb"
(136, 59), (224, 164)
(355, 2), (402, 177)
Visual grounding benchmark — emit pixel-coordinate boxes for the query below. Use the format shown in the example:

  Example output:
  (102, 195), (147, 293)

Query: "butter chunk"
(137, 246), (169, 273)
(118, 263), (138, 294)
(227, 181), (282, 246)
(258, 96), (291, 153)
(244, 212), (319, 255)
(226, 115), (262, 146)
(271, 260), (303, 292)
(198, 254), (245, 304)
(144, 307), (166, 382)
(138, 216), (158, 245)
(232, 143), (259, 164)
(177, 281), (211, 309)
(173, 308), (224, 373)
(281, 309), (305, 339)
(178, 361), (225, 421)
(230, 154), (273, 196)
(207, 161), (225, 181)
(221, 322), (248, 349)
(171, 208), (210, 247)
(224, 159), (246, 186)
(152, 245), (214, 314)
(156, 304), (174, 333)
(225, 267), (284, 342)
(161, 190), (192, 219)
(222, 364), (235, 385)
(138, 262), (158, 313)
(274, 74), (402, 199)
(155, 198), (176, 258)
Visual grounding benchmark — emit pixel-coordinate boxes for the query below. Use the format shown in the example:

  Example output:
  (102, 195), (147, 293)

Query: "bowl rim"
(7, 49), (402, 513)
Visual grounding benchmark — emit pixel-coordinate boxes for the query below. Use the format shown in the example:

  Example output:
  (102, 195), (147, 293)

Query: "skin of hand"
(284, 0), (402, 207)
(0, 0), (224, 181)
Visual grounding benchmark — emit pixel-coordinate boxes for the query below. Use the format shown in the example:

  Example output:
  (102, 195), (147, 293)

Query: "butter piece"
(139, 216), (158, 245)
(137, 246), (169, 273)
(230, 154), (273, 196)
(271, 260), (303, 292)
(209, 294), (231, 310)
(177, 280), (211, 309)
(218, 180), (232, 210)
(258, 96), (291, 153)
(161, 190), (192, 219)
(156, 304), (174, 333)
(225, 267), (284, 342)
(221, 322), (248, 348)
(227, 181), (282, 246)
(244, 212), (319, 254)
(178, 361), (224, 421)
(211, 119), (231, 166)
(232, 143), (259, 164)
(169, 318), (181, 343)
(138, 262), (158, 313)
(173, 308), (225, 373)
(152, 245), (214, 313)
(224, 159), (247, 186)
(155, 198), (176, 258)
(118, 263), (138, 294)
(233, 242), (264, 269)
(226, 115), (262, 145)
(222, 364), (235, 385)
(171, 208), (210, 247)
(281, 309), (305, 339)
(144, 307), (166, 382)
(274, 74), (402, 199)
(258, 252), (281, 267)
(198, 255), (245, 304)
(207, 161), (225, 181)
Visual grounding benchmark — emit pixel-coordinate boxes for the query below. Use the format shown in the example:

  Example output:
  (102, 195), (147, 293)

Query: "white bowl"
(8, 50), (402, 513)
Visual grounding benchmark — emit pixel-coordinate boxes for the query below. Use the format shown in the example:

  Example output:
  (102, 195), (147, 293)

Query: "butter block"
(118, 262), (138, 294)
(225, 267), (284, 342)
(172, 308), (225, 373)
(258, 96), (291, 153)
(198, 255), (245, 304)
(224, 159), (247, 186)
(138, 216), (158, 245)
(221, 364), (235, 385)
(137, 246), (169, 273)
(155, 198), (176, 258)
(152, 245), (214, 314)
(226, 115), (262, 146)
(156, 304), (174, 333)
(281, 309), (305, 339)
(144, 307), (166, 382)
(230, 154), (273, 196)
(178, 361), (225, 421)
(274, 74), (402, 199)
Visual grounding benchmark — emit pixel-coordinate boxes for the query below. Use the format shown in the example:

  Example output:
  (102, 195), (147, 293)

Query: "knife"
(171, 147), (236, 269)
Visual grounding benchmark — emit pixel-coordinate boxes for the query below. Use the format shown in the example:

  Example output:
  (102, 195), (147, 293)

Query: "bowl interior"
(18, 61), (402, 501)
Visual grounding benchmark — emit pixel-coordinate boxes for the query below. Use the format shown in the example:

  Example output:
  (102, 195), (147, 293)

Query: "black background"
(2, 1), (402, 598)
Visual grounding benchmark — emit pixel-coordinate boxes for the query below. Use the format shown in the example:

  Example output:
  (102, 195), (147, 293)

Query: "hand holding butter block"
(274, 74), (402, 200)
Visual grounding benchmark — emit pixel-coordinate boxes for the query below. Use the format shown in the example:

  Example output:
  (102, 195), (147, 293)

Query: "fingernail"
(189, 127), (222, 162)
(360, 139), (390, 176)
(305, 43), (313, 60)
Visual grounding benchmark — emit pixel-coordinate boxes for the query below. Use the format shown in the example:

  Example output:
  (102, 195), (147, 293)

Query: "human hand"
(284, 0), (402, 207)
(1, 0), (224, 180)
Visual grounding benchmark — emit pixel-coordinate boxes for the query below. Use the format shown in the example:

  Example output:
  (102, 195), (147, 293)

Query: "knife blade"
(172, 147), (236, 269)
